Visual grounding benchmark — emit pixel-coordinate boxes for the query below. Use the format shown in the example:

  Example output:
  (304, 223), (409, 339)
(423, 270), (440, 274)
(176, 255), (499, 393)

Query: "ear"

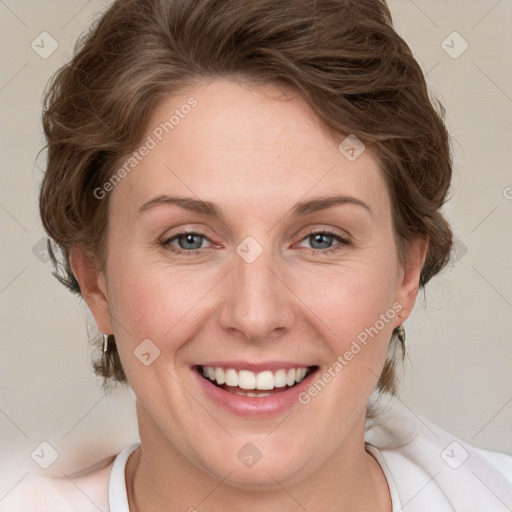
(70, 246), (114, 335)
(393, 235), (429, 325)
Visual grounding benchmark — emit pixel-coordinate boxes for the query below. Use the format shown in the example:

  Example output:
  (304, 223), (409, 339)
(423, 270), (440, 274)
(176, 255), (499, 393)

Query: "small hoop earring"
(397, 324), (406, 359)
(103, 334), (108, 354)
(102, 333), (112, 353)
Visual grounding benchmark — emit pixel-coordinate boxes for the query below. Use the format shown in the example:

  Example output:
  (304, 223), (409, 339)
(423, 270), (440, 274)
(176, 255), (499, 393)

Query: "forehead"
(112, 77), (388, 218)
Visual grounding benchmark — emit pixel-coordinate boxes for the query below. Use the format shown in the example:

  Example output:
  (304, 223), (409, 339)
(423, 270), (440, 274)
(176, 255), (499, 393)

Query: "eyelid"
(162, 228), (212, 244)
(296, 229), (350, 254)
(301, 226), (350, 239)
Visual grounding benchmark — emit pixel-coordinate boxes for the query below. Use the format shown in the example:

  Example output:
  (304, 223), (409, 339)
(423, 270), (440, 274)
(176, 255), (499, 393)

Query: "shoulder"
(474, 445), (512, 483)
(0, 453), (115, 512)
(365, 396), (512, 511)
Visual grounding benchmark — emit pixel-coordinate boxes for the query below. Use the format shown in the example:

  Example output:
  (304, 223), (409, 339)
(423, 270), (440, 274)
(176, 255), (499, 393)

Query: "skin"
(72, 77), (427, 511)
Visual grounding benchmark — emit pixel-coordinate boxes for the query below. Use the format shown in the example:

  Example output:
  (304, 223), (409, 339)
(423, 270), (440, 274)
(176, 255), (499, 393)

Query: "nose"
(218, 242), (296, 344)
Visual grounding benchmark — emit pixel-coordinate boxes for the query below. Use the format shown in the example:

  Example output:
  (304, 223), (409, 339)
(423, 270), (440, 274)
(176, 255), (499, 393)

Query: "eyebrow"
(139, 194), (372, 219)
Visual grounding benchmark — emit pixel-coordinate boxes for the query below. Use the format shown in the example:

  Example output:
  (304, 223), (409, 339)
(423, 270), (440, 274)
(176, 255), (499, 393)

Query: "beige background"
(0, 0), (511, 497)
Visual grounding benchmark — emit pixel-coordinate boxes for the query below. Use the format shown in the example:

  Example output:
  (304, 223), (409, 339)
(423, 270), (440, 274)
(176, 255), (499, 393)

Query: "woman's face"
(77, 77), (424, 488)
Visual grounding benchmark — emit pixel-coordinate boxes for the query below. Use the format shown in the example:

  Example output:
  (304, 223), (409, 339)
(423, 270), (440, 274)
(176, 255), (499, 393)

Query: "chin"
(209, 461), (304, 491)
(194, 437), (317, 491)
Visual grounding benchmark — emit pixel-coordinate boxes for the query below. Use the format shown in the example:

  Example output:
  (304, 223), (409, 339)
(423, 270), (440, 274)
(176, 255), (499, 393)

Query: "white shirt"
(3, 398), (512, 511)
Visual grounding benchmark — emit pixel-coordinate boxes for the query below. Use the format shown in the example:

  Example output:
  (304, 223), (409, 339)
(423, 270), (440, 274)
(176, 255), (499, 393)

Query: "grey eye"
(174, 233), (205, 250)
(308, 233), (335, 250)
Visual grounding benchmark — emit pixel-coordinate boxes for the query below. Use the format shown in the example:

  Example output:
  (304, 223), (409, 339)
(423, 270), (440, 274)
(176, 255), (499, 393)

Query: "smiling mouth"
(197, 365), (318, 397)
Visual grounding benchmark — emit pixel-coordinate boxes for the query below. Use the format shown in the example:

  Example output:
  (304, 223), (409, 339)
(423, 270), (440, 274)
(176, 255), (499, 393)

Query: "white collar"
(107, 442), (402, 512)
(109, 442), (140, 512)
(108, 397), (512, 511)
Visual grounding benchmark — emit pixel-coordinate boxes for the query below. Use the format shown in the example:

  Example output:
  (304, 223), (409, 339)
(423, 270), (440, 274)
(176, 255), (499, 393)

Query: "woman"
(5, 0), (511, 510)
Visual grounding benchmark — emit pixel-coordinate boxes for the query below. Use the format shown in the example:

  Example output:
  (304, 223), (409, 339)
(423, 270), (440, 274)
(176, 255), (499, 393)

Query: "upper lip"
(194, 361), (316, 372)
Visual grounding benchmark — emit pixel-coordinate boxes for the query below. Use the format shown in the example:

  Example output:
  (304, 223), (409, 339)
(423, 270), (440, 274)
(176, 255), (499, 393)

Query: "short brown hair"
(39, 0), (453, 408)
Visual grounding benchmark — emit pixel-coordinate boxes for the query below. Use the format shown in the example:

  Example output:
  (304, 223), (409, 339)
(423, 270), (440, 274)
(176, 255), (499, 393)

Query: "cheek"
(299, 259), (398, 334)
(104, 261), (209, 391)
(105, 253), (217, 349)
(291, 254), (400, 383)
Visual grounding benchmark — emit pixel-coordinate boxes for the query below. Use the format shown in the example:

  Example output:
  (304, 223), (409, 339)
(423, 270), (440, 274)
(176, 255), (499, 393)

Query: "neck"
(126, 405), (391, 512)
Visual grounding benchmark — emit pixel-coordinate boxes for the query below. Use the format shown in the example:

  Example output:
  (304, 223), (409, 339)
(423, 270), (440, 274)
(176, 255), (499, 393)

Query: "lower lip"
(193, 367), (318, 417)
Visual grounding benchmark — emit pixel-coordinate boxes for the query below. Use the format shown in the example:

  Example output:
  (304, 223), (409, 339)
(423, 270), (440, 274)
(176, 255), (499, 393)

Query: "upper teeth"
(201, 366), (309, 390)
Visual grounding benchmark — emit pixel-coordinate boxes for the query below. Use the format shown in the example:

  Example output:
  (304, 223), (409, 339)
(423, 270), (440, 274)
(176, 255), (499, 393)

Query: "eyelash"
(161, 228), (351, 256)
